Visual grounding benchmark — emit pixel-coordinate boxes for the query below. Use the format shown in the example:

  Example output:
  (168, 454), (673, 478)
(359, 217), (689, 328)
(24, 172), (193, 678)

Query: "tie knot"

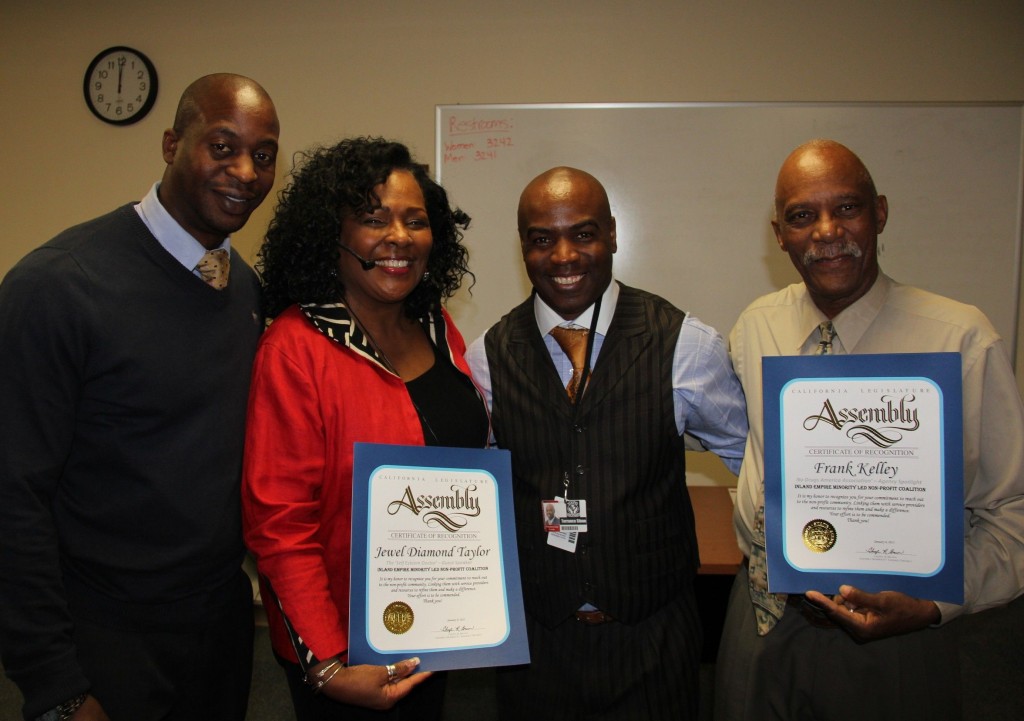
(550, 326), (589, 371)
(196, 248), (230, 289)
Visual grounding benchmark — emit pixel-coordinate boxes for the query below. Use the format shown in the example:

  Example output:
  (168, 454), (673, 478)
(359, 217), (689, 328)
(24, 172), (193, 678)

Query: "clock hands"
(85, 47), (157, 124)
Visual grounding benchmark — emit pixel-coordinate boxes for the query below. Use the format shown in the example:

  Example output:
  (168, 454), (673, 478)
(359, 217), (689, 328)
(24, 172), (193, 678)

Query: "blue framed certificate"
(763, 353), (964, 603)
(349, 443), (530, 670)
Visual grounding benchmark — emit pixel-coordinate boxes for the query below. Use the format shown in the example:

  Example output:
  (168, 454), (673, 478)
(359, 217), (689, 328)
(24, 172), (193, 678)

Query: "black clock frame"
(83, 46), (159, 126)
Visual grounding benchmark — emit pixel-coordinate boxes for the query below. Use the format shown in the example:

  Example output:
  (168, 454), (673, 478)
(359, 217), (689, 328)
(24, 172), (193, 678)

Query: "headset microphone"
(340, 244), (376, 271)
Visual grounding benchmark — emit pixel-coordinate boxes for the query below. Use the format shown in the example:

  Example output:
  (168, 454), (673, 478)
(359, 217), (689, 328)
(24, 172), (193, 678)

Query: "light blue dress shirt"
(134, 182), (231, 275)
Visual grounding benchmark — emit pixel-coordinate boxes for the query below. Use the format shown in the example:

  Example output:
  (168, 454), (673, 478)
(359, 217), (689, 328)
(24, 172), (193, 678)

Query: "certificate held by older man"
(762, 353), (964, 603)
(348, 442), (529, 671)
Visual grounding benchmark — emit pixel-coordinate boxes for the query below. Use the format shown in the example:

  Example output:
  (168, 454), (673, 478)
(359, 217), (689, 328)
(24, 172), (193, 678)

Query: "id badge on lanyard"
(543, 296), (601, 554)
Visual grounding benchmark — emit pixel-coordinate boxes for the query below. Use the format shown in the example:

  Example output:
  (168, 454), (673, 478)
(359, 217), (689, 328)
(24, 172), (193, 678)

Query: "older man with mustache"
(715, 139), (1024, 721)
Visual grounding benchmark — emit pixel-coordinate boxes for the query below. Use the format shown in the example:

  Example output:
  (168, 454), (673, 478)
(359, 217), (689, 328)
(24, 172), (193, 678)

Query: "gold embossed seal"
(383, 601), (414, 634)
(802, 519), (837, 553)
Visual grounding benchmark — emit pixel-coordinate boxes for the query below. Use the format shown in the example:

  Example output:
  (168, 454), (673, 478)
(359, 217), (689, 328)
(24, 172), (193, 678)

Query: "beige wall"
(3, 0), (1024, 384)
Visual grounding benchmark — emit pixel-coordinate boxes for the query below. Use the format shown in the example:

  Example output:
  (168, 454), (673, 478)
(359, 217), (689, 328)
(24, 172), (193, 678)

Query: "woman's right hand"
(316, 657), (432, 710)
(69, 695), (111, 720)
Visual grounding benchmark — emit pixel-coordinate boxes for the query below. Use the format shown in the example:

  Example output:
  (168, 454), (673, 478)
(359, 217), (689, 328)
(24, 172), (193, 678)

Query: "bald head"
(172, 73), (277, 137)
(772, 139), (888, 318)
(774, 140), (877, 220)
(518, 166), (612, 234)
(517, 166), (617, 320)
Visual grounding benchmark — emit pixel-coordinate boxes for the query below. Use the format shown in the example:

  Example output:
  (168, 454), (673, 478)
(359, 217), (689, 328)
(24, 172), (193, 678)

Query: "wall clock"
(83, 46), (158, 125)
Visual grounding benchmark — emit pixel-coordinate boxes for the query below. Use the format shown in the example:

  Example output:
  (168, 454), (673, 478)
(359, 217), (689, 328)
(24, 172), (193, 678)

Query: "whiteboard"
(436, 103), (1024, 359)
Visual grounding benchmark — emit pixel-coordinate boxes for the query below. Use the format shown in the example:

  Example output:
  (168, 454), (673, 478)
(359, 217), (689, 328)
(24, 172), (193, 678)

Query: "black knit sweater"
(0, 204), (262, 716)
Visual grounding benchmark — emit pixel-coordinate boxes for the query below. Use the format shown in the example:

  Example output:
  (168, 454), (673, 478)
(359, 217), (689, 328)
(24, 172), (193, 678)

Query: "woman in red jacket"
(243, 137), (488, 720)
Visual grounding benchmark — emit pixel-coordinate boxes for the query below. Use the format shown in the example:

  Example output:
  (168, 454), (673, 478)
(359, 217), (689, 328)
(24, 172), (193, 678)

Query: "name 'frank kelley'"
(811, 461), (899, 479)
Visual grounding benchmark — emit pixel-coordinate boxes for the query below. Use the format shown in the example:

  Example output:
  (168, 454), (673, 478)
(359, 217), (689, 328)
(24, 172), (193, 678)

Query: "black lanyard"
(570, 295), (602, 407)
(561, 295), (602, 497)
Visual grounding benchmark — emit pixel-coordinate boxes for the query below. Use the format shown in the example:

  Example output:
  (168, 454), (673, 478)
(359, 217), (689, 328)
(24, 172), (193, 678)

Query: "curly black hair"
(257, 137), (472, 319)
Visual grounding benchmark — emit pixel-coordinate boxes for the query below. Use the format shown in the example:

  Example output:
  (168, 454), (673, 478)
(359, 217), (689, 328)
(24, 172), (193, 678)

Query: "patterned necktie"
(196, 248), (230, 290)
(817, 320), (835, 355)
(549, 326), (590, 401)
(748, 320), (837, 635)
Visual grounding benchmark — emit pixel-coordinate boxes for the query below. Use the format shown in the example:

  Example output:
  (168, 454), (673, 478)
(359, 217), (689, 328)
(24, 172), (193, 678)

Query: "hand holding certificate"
(763, 353), (964, 604)
(303, 654), (432, 709)
(349, 443), (530, 671)
(802, 583), (943, 641)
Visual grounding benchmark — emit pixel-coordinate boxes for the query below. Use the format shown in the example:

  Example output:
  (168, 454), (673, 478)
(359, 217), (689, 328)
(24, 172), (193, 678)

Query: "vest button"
(573, 424), (584, 433)
(575, 464), (584, 476)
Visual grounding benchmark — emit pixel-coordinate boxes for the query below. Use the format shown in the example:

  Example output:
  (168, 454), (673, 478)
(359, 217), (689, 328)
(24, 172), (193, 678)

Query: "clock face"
(83, 46), (158, 125)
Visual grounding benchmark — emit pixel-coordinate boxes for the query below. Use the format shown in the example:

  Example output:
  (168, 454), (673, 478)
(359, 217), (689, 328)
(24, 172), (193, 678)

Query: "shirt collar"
(135, 182), (231, 271)
(299, 301), (389, 374)
(533, 277), (619, 336)
(795, 271), (891, 354)
(830, 271), (891, 352)
(299, 301), (440, 378)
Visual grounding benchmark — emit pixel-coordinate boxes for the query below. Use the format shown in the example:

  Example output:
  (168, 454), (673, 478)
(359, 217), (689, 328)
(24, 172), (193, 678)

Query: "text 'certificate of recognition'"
(349, 443), (529, 671)
(763, 353), (964, 603)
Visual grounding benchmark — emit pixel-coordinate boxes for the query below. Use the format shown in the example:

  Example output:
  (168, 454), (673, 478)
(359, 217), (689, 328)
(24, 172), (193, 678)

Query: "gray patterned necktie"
(748, 319), (836, 635)
(817, 320), (835, 355)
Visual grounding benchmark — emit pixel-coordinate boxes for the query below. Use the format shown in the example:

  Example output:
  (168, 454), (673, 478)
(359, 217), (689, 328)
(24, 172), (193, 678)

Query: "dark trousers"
(72, 570), (255, 721)
(714, 566), (962, 721)
(278, 654), (446, 721)
(497, 591), (702, 721)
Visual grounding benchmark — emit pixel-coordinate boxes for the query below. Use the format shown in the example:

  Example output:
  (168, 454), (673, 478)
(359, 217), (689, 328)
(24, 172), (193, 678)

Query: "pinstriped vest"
(485, 284), (698, 626)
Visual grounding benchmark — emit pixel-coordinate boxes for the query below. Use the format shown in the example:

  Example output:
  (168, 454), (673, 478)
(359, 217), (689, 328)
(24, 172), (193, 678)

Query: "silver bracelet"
(304, 658), (342, 692)
(35, 693), (87, 721)
(311, 663), (343, 694)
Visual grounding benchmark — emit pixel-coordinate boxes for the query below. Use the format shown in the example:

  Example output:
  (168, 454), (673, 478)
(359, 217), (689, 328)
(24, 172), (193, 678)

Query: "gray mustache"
(802, 240), (863, 266)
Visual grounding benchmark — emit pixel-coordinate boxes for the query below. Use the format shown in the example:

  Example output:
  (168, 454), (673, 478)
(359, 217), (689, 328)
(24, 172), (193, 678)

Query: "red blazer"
(242, 304), (476, 663)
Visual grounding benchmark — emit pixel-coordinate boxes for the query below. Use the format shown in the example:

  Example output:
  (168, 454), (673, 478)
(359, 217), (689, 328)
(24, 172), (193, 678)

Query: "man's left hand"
(804, 585), (941, 642)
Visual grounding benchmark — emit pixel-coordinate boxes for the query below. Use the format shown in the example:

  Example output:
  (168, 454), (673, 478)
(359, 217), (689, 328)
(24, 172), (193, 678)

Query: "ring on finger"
(386, 663), (397, 682)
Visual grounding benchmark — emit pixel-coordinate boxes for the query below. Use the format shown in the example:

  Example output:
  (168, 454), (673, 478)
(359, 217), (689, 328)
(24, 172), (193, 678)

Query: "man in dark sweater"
(0, 73), (279, 721)
(466, 167), (748, 720)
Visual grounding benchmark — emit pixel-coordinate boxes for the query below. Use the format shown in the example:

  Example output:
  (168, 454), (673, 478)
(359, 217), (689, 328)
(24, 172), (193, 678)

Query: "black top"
(406, 342), (488, 448)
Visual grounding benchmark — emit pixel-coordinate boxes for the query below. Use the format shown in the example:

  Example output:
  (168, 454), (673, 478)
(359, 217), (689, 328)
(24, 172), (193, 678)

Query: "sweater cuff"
(14, 649), (90, 721)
